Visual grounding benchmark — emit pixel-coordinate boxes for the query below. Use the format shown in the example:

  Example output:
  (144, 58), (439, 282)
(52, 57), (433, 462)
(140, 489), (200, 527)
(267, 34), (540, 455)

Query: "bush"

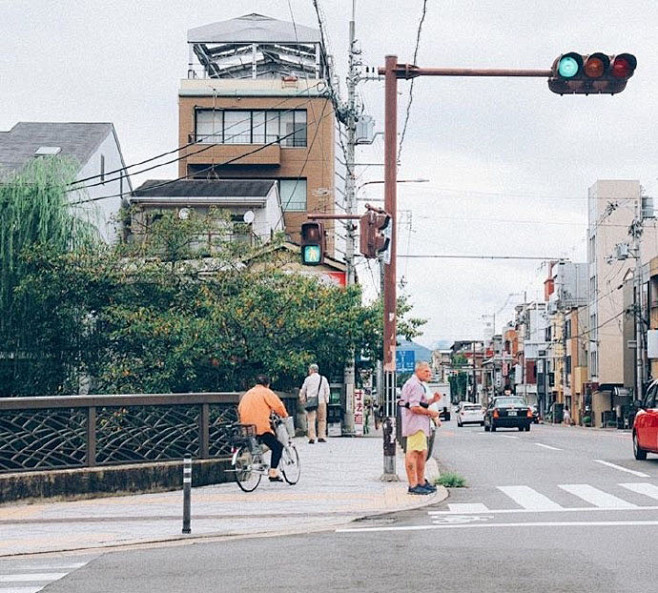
(435, 472), (466, 488)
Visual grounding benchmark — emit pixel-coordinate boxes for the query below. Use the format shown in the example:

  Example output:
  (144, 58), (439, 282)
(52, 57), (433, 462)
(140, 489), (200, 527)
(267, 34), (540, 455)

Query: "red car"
(632, 381), (658, 460)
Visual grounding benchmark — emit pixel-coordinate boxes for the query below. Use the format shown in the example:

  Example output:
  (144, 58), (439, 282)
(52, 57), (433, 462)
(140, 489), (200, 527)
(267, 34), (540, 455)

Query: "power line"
(68, 90), (325, 193)
(399, 254), (563, 260)
(397, 0), (428, 165)
(71, 105), (337, 206)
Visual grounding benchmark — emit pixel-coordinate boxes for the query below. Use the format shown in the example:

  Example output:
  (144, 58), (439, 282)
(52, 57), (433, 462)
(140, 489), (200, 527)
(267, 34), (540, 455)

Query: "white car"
(456, 402), (485, 427)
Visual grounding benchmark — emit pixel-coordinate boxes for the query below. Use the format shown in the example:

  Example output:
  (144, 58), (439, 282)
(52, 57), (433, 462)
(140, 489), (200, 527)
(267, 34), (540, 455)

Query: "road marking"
(499, 435), (519, 439)
(429, 504), (658, 515)
(535, 443), (563, 451)
(498, 485), (563, 511)
(447, 503), (490, 513)
(620, 483), (658, 500)
(0, 574), (68, 583)
(594, 460), (649, 478)
(559, 484), (638, 509)
(0, 588), (43, 593)
(432, 515), (494, 524)
(337, 520), (658, 534)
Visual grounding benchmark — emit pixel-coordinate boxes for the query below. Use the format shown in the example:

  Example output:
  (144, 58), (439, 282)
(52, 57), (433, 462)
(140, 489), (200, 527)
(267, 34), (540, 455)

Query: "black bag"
(304, 375), (324, 411)
(305, 396), (319, 411)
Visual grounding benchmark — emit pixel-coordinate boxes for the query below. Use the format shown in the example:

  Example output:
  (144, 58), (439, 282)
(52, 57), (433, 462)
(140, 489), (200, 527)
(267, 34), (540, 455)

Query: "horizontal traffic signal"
(300, 221), (325, 265)
(549, 52), (636, 95)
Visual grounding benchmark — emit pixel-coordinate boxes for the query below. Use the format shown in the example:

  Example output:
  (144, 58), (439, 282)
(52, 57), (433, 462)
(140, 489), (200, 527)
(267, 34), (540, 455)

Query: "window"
(224, 111), (251, 144)
(279, 179), (307, 212)
(195, 109), (307, 147)
(565, 319), (572, 339)
(566, 355), (572, 375)
(100, 154), (105, 183)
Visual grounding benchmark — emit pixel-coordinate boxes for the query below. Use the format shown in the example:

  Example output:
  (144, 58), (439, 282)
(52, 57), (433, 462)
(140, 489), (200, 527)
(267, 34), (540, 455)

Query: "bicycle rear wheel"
(280, 444), (300, 485)
(233, 446), (262, 492)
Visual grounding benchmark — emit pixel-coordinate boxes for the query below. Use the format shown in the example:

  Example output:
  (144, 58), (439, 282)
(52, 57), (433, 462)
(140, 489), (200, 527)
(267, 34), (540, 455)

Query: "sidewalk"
(0, 434), (446, 557)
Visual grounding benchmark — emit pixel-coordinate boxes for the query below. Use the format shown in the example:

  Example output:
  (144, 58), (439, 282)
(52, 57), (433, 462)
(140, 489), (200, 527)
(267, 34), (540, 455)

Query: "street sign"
(354, 388), (364, 436)
(396, 350), (415, 373)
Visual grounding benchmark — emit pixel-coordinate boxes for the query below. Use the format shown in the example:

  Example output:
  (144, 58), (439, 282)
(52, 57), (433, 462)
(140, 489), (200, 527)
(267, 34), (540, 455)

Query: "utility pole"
(341, 0), (359, 436)
(631, 199), (645, 403)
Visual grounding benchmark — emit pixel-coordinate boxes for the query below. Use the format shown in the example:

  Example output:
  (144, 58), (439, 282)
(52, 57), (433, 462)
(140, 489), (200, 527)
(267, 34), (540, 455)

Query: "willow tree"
(0, 156), (99, 395)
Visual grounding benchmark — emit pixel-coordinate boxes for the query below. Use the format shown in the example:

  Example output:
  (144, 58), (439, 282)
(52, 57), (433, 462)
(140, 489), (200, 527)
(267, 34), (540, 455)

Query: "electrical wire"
(397, 0), (428, 166)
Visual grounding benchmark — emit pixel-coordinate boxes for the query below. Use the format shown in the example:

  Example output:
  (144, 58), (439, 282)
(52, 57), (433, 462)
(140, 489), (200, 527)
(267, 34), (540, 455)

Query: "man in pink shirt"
(400, 361), (441, 495)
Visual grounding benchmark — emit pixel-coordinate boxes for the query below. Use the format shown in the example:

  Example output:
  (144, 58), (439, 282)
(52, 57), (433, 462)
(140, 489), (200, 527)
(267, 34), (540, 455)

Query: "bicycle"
(227, 415), (300, 492)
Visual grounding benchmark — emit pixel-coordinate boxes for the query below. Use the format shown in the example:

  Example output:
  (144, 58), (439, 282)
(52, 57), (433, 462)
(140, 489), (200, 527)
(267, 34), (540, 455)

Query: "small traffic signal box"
(359, 210), (391, 259)
(300, 221), (325, 265)
(549, 52), (637, 95)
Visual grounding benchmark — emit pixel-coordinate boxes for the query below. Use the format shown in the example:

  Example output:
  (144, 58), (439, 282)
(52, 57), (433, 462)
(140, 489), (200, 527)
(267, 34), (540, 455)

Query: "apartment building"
(588, 180), (658, 385)
(177, 14), (337, 252)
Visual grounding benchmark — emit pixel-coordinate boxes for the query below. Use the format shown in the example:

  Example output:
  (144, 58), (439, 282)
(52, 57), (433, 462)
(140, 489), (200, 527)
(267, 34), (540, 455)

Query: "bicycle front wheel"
(233, 447), (262, 492)
(280, 444), (300, 485)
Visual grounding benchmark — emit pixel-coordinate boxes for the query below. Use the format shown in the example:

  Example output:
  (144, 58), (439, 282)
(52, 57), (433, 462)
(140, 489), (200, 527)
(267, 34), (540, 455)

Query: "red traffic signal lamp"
(549, 52), (636, 95)
(300, 221), (326, 265)
(359, 210), (391, 259)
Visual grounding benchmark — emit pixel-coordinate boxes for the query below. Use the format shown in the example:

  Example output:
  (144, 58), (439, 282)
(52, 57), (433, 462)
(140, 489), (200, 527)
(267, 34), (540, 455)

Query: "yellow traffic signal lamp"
(300, 221), (325, 265)
(359, 210), (391, 259)
(549, 52), (636, 95)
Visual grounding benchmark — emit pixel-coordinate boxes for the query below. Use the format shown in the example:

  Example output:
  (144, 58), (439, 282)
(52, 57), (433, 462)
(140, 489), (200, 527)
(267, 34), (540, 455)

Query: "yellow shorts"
(406, 430), (427, 452)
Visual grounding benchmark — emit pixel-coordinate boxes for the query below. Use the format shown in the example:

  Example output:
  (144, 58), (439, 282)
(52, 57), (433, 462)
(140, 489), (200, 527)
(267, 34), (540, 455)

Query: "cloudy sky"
(2, 0), (657, 347)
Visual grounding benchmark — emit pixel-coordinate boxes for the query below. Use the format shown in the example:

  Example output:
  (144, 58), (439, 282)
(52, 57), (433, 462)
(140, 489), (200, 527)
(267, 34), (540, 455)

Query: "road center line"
(337, 520), (658, 534)
(594, 460), (649, 478)
(535, 443), (563, 451)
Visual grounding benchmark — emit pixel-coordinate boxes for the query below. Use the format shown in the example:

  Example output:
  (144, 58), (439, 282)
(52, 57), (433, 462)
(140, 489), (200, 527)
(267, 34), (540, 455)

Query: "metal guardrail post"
(182, 456), (192, 534)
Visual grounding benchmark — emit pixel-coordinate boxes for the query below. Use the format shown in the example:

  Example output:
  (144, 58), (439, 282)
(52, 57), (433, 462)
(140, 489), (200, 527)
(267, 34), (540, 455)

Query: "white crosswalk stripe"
(619, 482), (658, 500)
(559, 484), (639, 509)
(498, 485), (564, 511)
(0, 560), (89, 593)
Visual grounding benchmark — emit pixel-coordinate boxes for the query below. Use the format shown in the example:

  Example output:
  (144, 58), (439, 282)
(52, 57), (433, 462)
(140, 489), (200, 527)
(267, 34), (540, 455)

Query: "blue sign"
(396, 350), (415, 373)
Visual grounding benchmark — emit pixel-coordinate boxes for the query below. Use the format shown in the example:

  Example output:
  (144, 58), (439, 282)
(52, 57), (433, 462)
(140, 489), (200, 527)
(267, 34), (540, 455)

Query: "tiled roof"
(132, 178), (276, 198)
(0, 122), (113, 177)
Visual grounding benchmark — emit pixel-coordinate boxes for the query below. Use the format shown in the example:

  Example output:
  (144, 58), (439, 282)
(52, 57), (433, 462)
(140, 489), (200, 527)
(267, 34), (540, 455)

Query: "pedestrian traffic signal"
(359, 210), (391, 259)
(549, 52), (636, 95)
(300, 221), (325, 265)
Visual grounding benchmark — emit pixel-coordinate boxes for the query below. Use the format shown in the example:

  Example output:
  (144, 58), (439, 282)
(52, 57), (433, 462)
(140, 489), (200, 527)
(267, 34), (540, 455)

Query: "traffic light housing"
(300, 221), (325, 265)
(359, 210), (391, 259)
(549, 52), (636, 95)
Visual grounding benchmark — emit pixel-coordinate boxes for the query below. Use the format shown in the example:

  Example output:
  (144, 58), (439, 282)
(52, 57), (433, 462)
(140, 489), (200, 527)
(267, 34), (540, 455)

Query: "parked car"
(456, 402), (485, 427)
(632, 380), (658, 460)
(484, 396), (533, 432)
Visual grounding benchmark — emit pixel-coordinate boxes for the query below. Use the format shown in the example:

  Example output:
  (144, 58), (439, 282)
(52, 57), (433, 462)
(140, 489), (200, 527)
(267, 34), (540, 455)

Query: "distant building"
(0, 122), (131, 243)
(587, 180), (658, 385)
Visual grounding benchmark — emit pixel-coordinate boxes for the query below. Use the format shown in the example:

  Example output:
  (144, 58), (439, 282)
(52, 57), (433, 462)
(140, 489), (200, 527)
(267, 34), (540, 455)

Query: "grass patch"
(435, 472), (466, 488)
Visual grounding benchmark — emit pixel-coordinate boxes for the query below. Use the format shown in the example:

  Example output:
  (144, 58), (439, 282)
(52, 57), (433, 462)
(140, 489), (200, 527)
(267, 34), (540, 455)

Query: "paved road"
(11, 422), (658, 592)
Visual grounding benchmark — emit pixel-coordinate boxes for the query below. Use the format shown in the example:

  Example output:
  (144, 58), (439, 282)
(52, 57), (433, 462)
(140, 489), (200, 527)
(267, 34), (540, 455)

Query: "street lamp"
(356, 178), (429, 201)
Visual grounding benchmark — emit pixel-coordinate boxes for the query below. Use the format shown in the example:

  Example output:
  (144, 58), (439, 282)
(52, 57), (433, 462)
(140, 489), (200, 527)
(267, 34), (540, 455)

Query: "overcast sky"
(2, 0), (657, 348)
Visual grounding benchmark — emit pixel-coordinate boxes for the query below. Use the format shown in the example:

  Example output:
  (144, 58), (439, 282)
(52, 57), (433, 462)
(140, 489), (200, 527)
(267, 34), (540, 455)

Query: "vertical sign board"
(354, 388), (364, 436)
(396, 350), (416, 373)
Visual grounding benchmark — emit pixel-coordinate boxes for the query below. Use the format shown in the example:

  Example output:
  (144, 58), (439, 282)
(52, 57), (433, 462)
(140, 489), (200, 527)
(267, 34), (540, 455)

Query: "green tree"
(0, 157), (99, 395)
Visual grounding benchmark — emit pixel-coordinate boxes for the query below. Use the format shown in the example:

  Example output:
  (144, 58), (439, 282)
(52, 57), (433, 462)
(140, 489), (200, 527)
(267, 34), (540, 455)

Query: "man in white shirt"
(299, 364), (330, 443)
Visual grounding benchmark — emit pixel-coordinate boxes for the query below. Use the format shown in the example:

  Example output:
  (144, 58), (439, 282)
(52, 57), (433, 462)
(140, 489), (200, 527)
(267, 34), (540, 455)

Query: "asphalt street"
(4, 421), (656, 592)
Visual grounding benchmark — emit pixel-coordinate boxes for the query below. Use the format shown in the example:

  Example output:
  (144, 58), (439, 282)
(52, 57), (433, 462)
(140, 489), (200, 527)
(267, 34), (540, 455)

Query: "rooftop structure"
(187, 13), (328, 80)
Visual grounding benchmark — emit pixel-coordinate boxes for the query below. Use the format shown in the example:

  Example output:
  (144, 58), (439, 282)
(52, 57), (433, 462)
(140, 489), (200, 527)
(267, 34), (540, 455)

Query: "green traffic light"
(558, 56), (579, 78)
(302, 245), (322, 264)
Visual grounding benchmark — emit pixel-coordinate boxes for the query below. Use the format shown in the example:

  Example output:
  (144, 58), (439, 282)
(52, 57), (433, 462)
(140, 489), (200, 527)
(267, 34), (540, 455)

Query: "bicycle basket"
(229, 424), (257, 446)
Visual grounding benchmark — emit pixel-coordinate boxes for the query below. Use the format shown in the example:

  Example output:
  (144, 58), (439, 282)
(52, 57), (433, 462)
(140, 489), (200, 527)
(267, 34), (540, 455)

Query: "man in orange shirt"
(238, 374), (289, 482)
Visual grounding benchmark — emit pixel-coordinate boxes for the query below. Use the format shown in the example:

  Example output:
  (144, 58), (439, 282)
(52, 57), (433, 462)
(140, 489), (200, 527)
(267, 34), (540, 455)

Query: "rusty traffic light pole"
(377, 57), (553, 478)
